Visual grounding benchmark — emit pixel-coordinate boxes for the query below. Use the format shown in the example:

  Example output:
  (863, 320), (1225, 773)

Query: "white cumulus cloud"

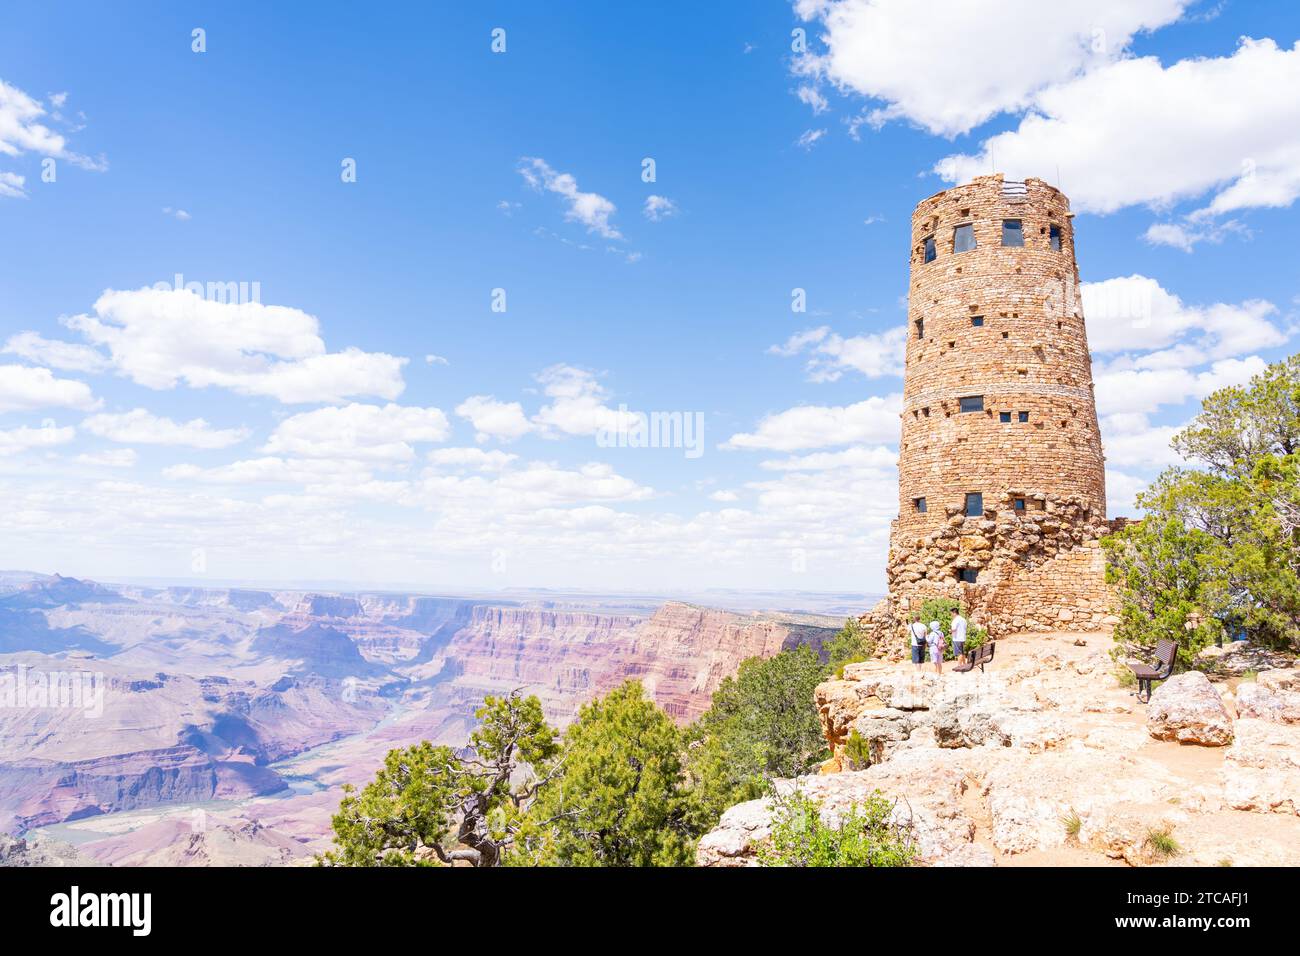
(66, 287), (406, 404)
(0, 364), (99, 413)
(723, 394), (901, 451)
(793, 0), (1189, 137)
(263, 403), (450, 461)
(82, 408), (250, 449)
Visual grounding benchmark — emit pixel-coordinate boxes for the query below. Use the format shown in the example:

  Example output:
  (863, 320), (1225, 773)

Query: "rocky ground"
(698, 633), (1300, 867)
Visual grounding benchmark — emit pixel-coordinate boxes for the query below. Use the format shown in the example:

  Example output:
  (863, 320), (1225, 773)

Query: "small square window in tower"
(1018, 411), (1030, 423)
(965, 492), (983, 517)
(923, 236), (936, 263)
(959, 568), (979, 584)
(1013, 498), (1027, 511)
(959, 395), (984, 413)
(999, 412), (1012, 423)
(914, 497), (927, 513)
(915, 318), (924, 339)
(971, 315), (984, 327)
(1002, 219), (1024, 246)
(953, 223), (975, 253)
(1050, 224), (1062, 251)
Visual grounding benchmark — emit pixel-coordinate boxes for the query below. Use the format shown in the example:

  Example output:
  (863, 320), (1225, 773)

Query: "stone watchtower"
(885, 175), (1117, 633)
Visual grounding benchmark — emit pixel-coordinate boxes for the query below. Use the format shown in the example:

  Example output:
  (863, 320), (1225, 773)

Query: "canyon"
(0, 571), (842, 865)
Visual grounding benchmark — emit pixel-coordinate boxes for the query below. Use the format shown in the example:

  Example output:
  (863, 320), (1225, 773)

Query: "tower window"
(914, 497), (927, 513)
(965, 492), (983, 517)
(959, 395), (984, 413)
(999, 412), (1011, 423)
(1013, 497), (1026, 511)
(923, 236), (936, 263)
(970, 315), (984, 327)
(1049, 225), (1062, 251)
(1018, 411), (1030, 423)
(1002, 219), (1024, 246)
(959, 568), (979, 584)
(953, 223), (976, 253)
(915, 318), (924, 338)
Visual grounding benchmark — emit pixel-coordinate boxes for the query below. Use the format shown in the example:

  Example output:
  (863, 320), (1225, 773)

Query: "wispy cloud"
(517, 157), (622, 239)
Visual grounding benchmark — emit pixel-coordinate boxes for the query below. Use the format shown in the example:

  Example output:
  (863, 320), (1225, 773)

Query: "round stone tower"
(886, 174), (1114, 633)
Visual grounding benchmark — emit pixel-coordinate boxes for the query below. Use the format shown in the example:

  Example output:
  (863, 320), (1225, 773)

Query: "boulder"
(1219, 718), (1300, 816)
(1146, 672), (1234, 746)
(1258, 668), (1300, 694)
(1235, 682), (1300, 724)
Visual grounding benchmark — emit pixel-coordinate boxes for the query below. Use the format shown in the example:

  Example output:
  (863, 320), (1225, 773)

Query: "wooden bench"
(953, 640), (994, 673)
(1128, 638), (1178, 702)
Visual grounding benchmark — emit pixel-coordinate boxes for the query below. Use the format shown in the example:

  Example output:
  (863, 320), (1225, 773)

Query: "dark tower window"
(915, 318), (924, 338)
(923, 236), (936, 262)
(965, 492), (983, 517)
(970, 315), (984, 327)
(959, 568), (979, 583)
(1002, 219), (1024, 246)
(999, 412), (1011, 423)
(959, 395), (984, 413)
(914, 497), (927, 513)
(953, 223), (975, 253)
(1049, 224), (1062, 251)
(1018, 411), (1030, 423)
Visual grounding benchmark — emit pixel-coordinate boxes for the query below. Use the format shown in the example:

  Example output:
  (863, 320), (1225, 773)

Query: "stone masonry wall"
(875, 174), (1116, 640)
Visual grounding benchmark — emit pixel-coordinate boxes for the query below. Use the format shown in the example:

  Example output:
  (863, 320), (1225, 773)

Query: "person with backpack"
(908, 618), (928, 674)
(927, 620), (945, 674)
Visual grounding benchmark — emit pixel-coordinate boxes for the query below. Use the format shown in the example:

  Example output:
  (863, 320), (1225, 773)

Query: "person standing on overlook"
(951, 609), (968, 664)
(908, 618), (928, 674)
(928, 620), (945, 675)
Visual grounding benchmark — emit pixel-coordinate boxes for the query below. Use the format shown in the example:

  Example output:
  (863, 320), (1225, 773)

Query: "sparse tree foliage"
(513, 680), (699, 866)
(321, 691), (559, 867)
(686, 645), (830, 821)
(1105, 354), (1300, 657)
(824, 617), (875, 676)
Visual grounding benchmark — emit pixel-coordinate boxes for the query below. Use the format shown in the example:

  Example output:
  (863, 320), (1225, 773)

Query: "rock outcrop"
(701, 633), (1300, 867)
(1146, 672), (1234, 746)
(0, 832), (100, 867)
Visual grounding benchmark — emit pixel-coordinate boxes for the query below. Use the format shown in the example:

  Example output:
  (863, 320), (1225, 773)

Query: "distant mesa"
(225, 589), (282, 612)
(249, 621), (383, 678)
(294, 594), (364, 619)
(0, 573), (129, 610)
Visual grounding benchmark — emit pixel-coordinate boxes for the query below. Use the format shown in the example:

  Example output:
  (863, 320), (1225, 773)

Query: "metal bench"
(953, 640), (994, 673)
(1128, 638), (1178, 703)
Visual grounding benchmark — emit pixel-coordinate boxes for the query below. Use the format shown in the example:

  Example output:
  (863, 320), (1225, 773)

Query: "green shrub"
(843, 729), (871, 771)
(1061, 807), (1082, 839)
(758, 790), (917, 867)
(1143, 827), (1180, 860)
(826, 617), (875, 677)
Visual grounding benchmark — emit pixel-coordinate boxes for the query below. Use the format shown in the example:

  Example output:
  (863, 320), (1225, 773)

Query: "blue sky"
(1, 1), (1297, 594)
